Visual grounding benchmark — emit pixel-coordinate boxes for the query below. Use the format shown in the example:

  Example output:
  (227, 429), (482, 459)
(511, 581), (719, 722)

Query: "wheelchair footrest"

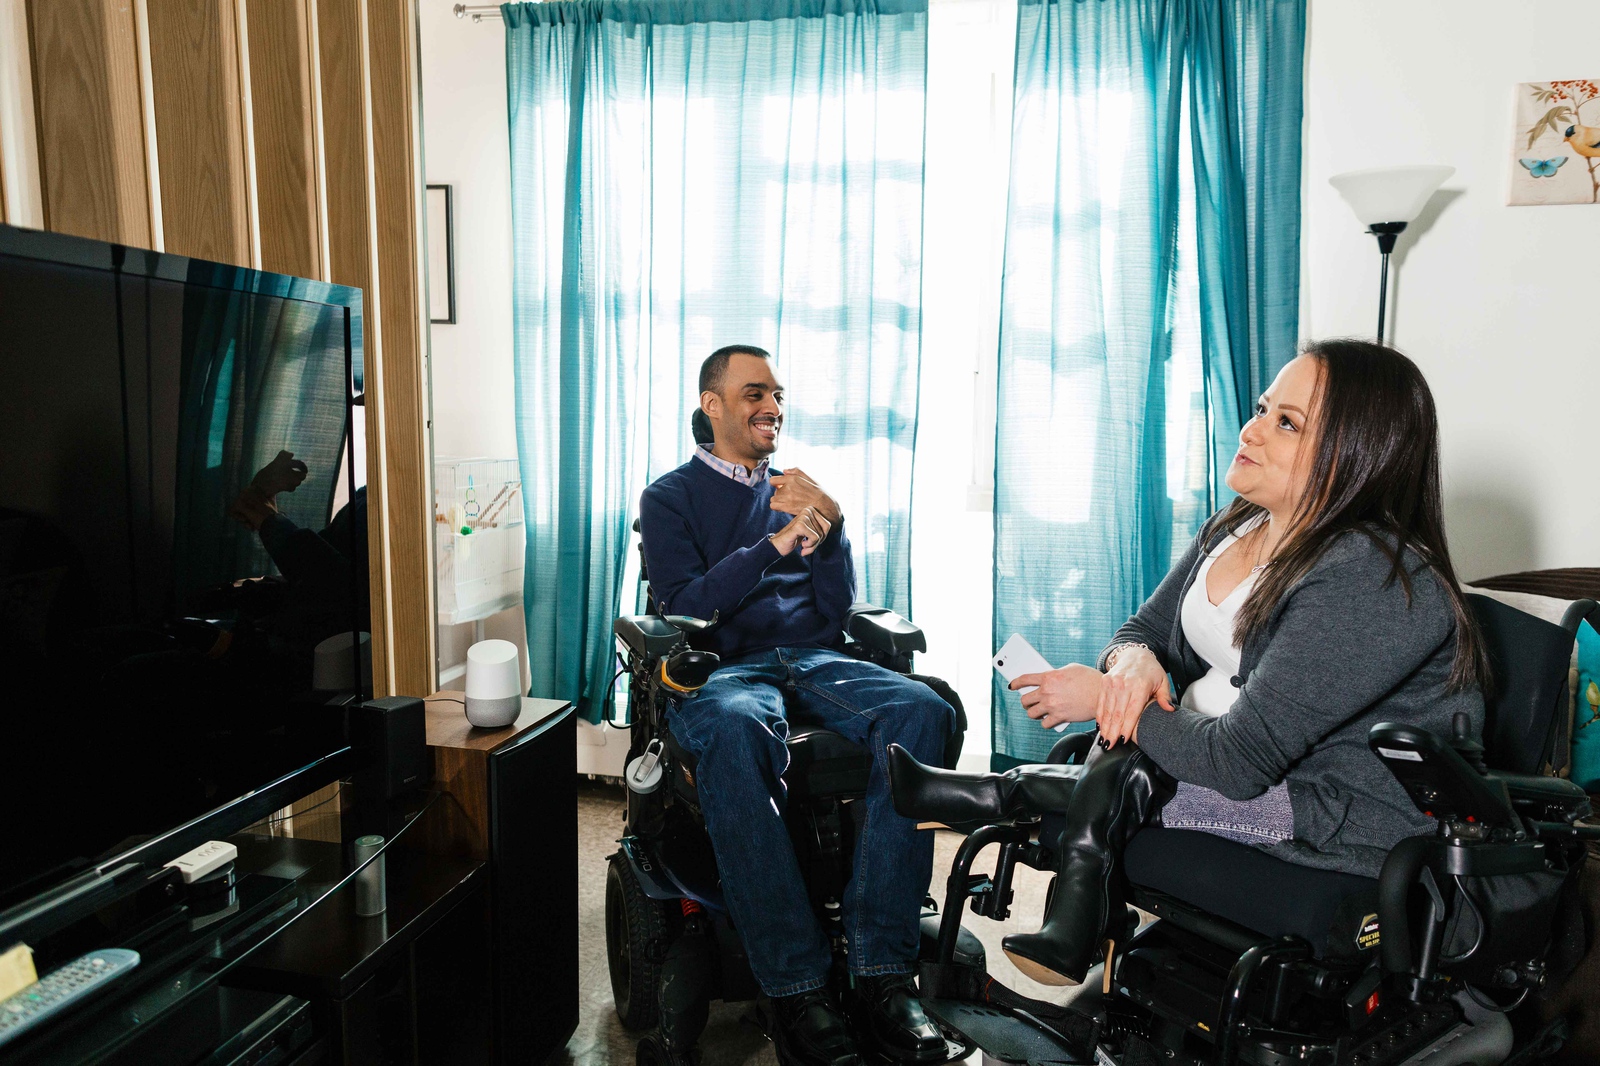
(921, 1000), (1095, 1065)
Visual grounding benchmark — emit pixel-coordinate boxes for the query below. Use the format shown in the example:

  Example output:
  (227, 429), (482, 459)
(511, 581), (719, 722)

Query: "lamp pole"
(1368, 222), (1406, 345)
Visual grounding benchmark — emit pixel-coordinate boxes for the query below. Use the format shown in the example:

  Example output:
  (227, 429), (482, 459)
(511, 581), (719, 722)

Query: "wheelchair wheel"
(607, 852), (670, 1031)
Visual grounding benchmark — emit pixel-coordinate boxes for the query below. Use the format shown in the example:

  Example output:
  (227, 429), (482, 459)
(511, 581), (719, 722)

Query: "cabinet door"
(487, 709), (578, 1063)
(415, 878), (493, 1065)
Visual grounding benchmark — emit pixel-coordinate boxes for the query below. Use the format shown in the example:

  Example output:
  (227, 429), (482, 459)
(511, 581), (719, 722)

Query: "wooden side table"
(423, 693), (578, 1066)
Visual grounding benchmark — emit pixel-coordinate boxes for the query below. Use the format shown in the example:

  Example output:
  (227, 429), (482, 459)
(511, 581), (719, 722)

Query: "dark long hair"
(1215, 339), (1489, 693)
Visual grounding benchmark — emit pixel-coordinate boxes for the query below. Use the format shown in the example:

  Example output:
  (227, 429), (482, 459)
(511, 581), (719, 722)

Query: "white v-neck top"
(1162, 516), (1295, 846)
(1177, 520), (1262, 718)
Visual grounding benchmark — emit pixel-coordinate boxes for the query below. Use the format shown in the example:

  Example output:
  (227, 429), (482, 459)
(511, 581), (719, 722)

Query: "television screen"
(0, 226), (367, 909)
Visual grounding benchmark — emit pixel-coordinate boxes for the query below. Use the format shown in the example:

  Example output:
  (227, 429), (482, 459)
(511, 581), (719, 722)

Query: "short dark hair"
(699, 344), (771, 396)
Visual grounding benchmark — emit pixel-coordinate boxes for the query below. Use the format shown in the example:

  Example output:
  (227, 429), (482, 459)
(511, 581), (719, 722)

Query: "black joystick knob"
(1449, 711), (1488, 774)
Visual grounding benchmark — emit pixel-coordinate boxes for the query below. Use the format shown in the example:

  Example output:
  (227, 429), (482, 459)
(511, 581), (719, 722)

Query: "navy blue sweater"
(638, 458), (855, 661)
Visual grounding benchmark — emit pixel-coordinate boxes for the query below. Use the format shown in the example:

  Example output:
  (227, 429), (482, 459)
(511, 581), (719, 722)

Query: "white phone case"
(993, 634), (1053, 694)
(993, 634), (1072, 733)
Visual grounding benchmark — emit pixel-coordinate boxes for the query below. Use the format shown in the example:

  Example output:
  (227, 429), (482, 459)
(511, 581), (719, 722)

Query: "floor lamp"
(1328, 165), (1454, 344)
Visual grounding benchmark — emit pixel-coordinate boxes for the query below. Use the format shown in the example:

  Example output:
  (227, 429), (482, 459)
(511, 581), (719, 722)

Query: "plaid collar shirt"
(694, 443), (771, 487)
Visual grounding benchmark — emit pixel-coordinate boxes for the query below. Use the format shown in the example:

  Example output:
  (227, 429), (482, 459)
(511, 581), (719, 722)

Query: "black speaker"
(350, 696), (430, 799)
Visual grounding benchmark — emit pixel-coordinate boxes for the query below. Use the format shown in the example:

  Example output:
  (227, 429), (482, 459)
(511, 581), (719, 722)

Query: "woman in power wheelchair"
(888, 339), (1600, 1064)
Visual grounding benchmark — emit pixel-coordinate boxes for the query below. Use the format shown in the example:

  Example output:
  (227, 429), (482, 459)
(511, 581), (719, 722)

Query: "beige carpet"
(560, 779), (1084, 1066)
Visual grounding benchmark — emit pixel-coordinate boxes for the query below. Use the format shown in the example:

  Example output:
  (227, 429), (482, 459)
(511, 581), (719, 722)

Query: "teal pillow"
(1570, 620), (1600, 792)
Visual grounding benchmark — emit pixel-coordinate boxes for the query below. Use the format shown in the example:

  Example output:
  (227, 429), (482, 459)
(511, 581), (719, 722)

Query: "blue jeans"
(667, 647), (953, 997)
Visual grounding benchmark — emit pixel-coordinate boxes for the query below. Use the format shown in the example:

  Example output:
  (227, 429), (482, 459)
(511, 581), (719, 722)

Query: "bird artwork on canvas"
(1512, 79), (1600, 206)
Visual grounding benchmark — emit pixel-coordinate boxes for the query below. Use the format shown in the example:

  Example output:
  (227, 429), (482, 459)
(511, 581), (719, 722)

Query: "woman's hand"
(1009, 664), (1104, 730)
(1096, 646), (1174, 749)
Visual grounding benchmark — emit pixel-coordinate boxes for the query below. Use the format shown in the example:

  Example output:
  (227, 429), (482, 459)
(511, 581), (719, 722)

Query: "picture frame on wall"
(1509, 80), (1600, 206)
(426, 184), (457, 323)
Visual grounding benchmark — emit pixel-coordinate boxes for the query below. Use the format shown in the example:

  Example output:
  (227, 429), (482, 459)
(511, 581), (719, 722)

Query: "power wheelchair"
(604, 519), (985, 1066)
(896, 592), (1600, 1066)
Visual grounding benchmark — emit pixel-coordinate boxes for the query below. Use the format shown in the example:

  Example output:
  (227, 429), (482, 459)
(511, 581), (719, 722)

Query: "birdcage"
(434, 457), (525, 626)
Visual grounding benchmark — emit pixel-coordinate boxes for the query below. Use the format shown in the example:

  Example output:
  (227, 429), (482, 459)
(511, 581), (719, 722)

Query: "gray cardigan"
(1108, 518), (1483, 879)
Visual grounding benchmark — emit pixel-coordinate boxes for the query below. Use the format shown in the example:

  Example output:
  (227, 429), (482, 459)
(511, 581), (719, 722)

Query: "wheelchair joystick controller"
(1449, 711), (1488, 774)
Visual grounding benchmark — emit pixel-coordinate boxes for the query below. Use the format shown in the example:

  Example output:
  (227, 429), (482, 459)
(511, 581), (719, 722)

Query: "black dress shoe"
(886, 744), (1084, 825)
(768, 989), (865, 1066)
(851, 973), (948, 1063)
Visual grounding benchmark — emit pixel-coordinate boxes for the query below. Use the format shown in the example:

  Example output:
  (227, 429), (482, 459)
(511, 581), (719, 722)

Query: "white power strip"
(163, 840), (238, 884)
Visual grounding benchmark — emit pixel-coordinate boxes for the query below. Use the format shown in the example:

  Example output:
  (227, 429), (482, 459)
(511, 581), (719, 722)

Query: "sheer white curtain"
(912, 0), (1016, 769)
(914, 0), (1208, 769)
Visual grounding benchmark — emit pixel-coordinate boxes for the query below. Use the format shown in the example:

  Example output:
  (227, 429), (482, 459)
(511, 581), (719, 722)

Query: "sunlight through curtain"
(504, 0), (928, 722)
(991, 0), (1305, 764)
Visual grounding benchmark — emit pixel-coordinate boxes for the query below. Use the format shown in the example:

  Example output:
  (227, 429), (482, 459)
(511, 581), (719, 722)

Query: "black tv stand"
(4, 790), (488, 1065)
(226, 836), (491, 1064)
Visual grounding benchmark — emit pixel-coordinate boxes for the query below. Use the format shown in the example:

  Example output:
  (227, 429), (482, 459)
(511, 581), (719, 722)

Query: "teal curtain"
(991, 0), (1304, 765)
(505, 0), (928, 723)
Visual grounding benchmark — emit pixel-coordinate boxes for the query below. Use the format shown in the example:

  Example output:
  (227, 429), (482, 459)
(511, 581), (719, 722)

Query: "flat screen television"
(0, 223), (368, 920)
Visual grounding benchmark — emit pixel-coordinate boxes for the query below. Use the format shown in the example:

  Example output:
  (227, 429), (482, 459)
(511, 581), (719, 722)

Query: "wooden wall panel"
(367, 0), (434, 699)
(19, 0), (436, 701)
(246, 0), (320, 279)
(317, 0), (394, 695)
(26, 0), (150, 245)
(144, 0), (251, 265)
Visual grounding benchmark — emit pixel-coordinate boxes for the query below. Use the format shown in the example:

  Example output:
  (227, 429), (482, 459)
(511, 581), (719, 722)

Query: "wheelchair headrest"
(1467, 593), (1580, 775)
(691, 408), (714, 446)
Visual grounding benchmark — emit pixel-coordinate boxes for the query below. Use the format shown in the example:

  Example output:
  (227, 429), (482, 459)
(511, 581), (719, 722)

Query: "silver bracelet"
(1104, 642), (1151, 671)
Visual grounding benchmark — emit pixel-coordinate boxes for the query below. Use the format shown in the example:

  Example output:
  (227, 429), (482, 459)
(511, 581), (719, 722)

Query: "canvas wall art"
(1510, 79), (1600, 206)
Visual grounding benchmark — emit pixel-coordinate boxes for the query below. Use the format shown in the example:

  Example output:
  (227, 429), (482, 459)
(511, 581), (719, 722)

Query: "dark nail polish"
(1118, 735), (1126, 744)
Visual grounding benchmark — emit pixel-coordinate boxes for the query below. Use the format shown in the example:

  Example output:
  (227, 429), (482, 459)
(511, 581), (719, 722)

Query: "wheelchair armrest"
(1368, 722), (1521, 832)
(615, 615), (685, 661)
(1491, 770), (1593, 824)
(1047, 731), (1095, 766)
(845, 603), (927, 658)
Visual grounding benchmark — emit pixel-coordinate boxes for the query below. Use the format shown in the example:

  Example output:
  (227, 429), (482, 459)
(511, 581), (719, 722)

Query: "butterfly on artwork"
(1519, 156), (1569, 178)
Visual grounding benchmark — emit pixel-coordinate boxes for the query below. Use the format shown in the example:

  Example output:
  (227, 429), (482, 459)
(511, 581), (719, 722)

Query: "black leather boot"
(850, 973), (947, 1063)
(1001, 744), (1175, 987)
(886, 744), (1084, 825)
(768, 988), (865, 1066)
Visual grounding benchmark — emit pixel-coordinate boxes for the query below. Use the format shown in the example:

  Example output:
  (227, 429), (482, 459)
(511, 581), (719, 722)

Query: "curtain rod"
(454, 4), (504, 21)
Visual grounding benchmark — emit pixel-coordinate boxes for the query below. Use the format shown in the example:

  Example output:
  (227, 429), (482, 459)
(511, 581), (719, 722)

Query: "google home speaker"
(312, 630), (372, 692)
(465, 639), (523, 727)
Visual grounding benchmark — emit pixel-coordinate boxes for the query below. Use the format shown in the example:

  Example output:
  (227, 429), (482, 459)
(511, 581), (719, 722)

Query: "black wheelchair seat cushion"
(1126, 828), (1380, 959)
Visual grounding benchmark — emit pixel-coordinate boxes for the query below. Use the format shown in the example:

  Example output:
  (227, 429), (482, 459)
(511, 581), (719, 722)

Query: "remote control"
(0, 949), (140, 1047)
(163, 840), (238, 883)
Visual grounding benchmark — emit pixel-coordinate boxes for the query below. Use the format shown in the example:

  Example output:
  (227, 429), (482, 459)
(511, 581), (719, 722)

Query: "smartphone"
(993, 634), (1053, 694)
(993, 634), (1072, 733)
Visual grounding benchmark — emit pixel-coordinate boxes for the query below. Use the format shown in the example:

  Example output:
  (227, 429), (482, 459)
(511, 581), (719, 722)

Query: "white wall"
(1301, 0), (1600, 580)
(418, 2), (524, 678)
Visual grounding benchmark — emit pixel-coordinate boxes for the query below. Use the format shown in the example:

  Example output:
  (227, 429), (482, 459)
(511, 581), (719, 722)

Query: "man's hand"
(770, 506), (832, 557)
(1009, 664), (1104, 730)
(230, 486), (279, 531)
(251, 450), (309, 497)
(769, 467), (842, 526)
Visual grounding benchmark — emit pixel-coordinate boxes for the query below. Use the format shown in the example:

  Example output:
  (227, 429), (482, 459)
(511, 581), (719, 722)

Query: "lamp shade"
(1328, 165), (1454, 226)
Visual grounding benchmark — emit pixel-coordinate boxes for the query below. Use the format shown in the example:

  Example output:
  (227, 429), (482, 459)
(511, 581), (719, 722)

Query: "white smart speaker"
(312, 630), (372, 692)
(464, 639), (523, 728)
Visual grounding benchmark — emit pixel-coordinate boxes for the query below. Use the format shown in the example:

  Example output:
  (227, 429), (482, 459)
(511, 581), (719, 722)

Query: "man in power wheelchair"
(606, 344), (976, 1066)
